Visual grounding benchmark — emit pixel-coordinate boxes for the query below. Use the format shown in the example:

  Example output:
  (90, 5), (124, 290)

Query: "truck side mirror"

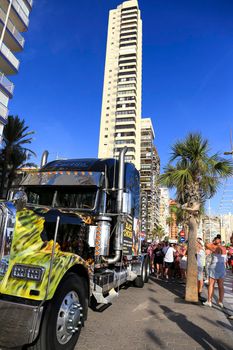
(12, 191), (28, 211)
(122, 192), (132, 215)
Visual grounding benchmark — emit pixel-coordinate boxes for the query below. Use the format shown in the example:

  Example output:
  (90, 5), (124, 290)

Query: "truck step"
(93, 288), (118, 304)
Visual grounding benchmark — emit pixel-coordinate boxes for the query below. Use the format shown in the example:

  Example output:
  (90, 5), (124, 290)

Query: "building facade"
(0, 0), (32, 138)
(202, 215), (221, 242)
(140, 118), (160, 240)
(98, 0), (142, 170)
(159, 187), (170, 236)
(202, 214), (233, 243)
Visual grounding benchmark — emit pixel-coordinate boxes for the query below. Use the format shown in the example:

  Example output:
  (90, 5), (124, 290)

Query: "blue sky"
(9, 0), (233, 212)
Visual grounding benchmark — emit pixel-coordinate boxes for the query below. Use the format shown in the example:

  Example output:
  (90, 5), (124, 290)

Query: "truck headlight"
(12, 264), (44, 282)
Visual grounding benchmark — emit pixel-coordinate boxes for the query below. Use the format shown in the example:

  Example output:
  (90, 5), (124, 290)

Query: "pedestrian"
(173, 244), (181, 279)
(153, 243), (164, 277)
(227, 238), (233, 273)
(179, 244), (187, 282)
(163, 243), (176, 280)
(203, 236), (226, 308)
(196, 238), (205, 301)
(147, 243), (155, 274)
(204, 247), (211, 285)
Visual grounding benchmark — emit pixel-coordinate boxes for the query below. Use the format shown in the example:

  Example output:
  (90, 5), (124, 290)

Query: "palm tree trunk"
(185, 214), (198, 302)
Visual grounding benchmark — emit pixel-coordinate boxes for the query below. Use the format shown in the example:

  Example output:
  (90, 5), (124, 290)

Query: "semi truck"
(0, 147), (149, 350)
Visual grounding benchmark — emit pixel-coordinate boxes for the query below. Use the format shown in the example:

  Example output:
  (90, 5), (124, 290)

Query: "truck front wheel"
(27, 273), (87, 350)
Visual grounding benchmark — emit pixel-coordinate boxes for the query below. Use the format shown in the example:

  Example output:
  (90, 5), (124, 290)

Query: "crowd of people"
(146, 233), (233, 316)
(147, 241), (188, 282)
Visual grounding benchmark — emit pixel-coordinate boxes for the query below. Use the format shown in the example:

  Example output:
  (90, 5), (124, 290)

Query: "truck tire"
(26, 273), (87, 350)
(134, 260), (146, 288)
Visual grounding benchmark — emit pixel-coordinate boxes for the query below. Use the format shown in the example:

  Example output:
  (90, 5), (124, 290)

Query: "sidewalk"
(78, 274), (233, 350)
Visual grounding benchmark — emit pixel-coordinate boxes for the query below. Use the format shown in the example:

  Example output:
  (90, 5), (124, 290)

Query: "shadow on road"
(146, 329), (165, 348)
(200, 315), (233, 332)
(159, 304), (231, 350)
(149, 275), (185, 300)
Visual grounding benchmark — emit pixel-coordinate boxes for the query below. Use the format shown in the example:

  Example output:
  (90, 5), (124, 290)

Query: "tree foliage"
(160, 133), (233, 205)
(0, 116), (36, 196)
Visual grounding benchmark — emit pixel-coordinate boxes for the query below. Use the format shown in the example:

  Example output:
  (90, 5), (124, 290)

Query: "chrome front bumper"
(0, 299), (43, 348)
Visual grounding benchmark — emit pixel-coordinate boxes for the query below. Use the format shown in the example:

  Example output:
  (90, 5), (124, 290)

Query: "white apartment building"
(140, 118), (160, 238)
(0, 0), (32, 138)
(98, 0), (142, 170)
(159, 187), (170, 235)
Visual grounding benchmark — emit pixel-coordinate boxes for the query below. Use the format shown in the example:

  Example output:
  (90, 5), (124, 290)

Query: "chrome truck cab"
(0, 148), (147, 349)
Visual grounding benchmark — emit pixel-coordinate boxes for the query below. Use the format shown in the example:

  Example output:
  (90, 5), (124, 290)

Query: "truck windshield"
(25, 186), (97, 210)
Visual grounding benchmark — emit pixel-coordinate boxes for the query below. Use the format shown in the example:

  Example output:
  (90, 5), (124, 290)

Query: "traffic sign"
(180, 237), (185, 243)
(180, 230), (185, 237)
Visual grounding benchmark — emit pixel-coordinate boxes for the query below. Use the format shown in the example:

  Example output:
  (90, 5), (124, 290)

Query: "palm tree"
(0, 116), (36, 197)
(152, 225), (165, 241)
(160, 133), (233, 302)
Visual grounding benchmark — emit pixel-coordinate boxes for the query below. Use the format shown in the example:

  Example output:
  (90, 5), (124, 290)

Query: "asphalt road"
(76, 276), (233, 350)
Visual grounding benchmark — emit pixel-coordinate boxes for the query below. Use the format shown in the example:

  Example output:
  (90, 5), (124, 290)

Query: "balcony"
(120, 38), (137, 45)
(11, 0), (29, 31)
(121, 20), (138, 28)
(0, 100), (8, 124)
(120, 42), (137, 49)
(121, 6), (138, 12)
(0, 71), (14, 96)
(114, 146), (135, 154)
(120, 26), (137, 33)
(121, 15), (138, 22)
(0, 42), (19, 74)
(115, 124), (136, 131)
(121, 10), (138, 17)
(114, 131), (136, 138)
(118, 70), (137, 78)
(116, 117), (136, 124)
(119, 64), (136, 70)
(120, 31), (137, 38)
(119, 59), (137, 66)
(117, 90), (136, 98)
(0, 8), (24, 51)
(115, 139), (135, 145)
(117, 83), (136, 90)
(23, 0), (33, 9)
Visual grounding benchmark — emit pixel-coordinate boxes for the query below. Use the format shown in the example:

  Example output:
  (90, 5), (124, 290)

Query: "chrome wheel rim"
(56, 291), (83, 345)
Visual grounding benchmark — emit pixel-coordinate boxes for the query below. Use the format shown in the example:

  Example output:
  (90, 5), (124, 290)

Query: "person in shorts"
(164, 243), (176, 280)
(154, 243), (164, 277)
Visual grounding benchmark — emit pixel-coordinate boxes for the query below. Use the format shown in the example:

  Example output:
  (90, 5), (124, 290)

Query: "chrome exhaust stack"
(117, 146), (128, 214)
(40, 150), (49, 168)
(103, 147), (127, 264)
